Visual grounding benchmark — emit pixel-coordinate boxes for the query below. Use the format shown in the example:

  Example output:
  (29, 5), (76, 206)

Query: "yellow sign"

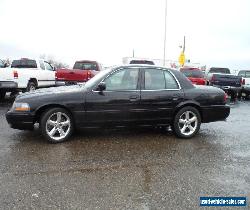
(178, 52), (185, 66)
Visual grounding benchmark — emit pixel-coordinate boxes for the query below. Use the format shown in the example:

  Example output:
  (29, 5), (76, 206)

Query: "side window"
(164, 71), (179, 89)
(104, 68), (139, 91)
(245, 71), (250, 78)
(44, 62), (53, 71)
(238, 71), (245, 77)
(39, 60), (45, 70)
(144, 69), (165, 90)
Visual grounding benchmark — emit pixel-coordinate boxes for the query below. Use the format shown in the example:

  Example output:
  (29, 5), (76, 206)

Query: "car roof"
(75, 60), (98, 63)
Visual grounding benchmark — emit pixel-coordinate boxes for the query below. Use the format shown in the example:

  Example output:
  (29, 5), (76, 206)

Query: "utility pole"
(183, 36), (186, 53)
(163, 0), (167, 66)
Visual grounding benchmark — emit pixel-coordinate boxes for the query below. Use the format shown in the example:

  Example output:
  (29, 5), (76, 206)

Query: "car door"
(36, 60), (48, 87)
(44, 61), (56, 86)
(139, 67), (184, 125)
(84, 67), (141, 127)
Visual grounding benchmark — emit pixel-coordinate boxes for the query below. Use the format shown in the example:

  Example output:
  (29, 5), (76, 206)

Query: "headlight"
(11, 102), (30, 112)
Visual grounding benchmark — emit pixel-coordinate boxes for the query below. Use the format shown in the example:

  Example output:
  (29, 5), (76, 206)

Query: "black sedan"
(6, 65), (230, 143)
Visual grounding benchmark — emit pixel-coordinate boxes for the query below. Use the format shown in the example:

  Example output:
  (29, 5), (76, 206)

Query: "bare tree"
(39, 54), (69, 69)
(1, 58), (12, 67)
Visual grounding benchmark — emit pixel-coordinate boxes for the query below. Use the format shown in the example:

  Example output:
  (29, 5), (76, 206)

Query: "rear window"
(181, 70), (204, 78)
(209, 68), (230, 74)
(11, 59), (37, 68)
(73, 62), (98, 70)
(129, 60), (155, 65)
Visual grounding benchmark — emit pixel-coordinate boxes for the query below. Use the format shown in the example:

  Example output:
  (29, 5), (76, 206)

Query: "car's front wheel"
(40, 108), (74, 143)
(173, 106), (201, 139)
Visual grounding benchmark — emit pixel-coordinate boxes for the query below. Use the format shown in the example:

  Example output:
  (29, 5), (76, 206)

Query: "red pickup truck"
(56, 60), (102, 85)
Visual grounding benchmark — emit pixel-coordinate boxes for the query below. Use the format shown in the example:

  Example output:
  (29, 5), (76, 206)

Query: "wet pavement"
(0, 97), (249, 209)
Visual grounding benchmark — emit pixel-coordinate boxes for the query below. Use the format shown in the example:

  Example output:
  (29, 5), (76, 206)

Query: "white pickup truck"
(238, 70), (250, 99)
(0, 58), (56, 99)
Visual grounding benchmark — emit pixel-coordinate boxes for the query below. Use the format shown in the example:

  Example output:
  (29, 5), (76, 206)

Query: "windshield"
(73, 62), (98, 70)
(11, 59), (37, 68)
(209, 68), (230, 74)
(181, 70), (204, 78)
(84, 68), (112, 89)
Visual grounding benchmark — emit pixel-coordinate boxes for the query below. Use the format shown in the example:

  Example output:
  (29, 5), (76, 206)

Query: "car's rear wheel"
(27, 81), (36, 92)
(173, 106), (201, 139)
(40, 108), (74, 143)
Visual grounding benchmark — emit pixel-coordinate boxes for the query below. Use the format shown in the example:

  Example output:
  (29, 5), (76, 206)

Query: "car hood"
(16, 85), (84, 100)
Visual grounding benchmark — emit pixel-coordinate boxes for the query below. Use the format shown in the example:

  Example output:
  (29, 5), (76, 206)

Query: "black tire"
(40, 108), (74, 143)
(0, 90), (6, 100)
(26, 81), (36, 92)
(173, 106), (201, 139)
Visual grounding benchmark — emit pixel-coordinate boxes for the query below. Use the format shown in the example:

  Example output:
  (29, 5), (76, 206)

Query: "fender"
(174, 100), (201, 113)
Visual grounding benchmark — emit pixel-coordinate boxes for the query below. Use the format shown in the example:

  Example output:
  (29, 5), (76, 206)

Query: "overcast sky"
(0, 0), (249, 69)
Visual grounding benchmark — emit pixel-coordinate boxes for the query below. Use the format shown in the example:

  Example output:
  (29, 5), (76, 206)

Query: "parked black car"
(6, 65), (230, 143)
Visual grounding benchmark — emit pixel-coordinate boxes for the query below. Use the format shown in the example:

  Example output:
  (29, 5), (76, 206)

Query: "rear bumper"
(6, 111), (35, 130)
(55, 81), (86, 86)
(201, 105), (230, 123)
(211, 85), (241, 92)
(0, 81), (18, 90)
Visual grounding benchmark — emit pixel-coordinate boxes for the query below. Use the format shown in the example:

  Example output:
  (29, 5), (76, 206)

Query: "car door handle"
(69, 72), (75, 74)
(129, 95), (139, 102)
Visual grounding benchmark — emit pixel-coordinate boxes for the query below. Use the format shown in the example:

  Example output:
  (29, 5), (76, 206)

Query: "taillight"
(242, 78), (245, 85)
(13, 70), (18, 79)
(224, 93), (228, 102)
(87, 71), (92, 80)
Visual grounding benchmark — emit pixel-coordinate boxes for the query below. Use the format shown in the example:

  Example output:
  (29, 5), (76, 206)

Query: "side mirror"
(97, 82), (106, 91)
(4, 63), (8, 68)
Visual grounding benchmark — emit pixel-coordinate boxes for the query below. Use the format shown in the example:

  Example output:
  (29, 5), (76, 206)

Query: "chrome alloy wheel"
(178, 111), (198, 136)
(45, 112), (71, 141)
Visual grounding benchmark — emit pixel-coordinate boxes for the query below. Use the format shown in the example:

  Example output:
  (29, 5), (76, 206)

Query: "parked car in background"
(0, 58), (56, 100)
(6, 65), (230, 143)
(129, 60), (155, 65)
(180, 67), (207, 85)
(206, 67), (242, 101)
(238, 70), (250, 99)
(56, 60), (103, 85)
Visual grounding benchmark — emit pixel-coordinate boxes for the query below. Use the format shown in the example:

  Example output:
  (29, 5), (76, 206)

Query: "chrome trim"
(92, 90), (140, 93)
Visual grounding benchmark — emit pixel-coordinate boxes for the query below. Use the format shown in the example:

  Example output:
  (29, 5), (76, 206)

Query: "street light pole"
(163, 0), (167, 66)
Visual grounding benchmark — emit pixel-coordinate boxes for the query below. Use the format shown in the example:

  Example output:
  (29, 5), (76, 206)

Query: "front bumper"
(6, 111), (35, 130)
(0, 81), (18, 90)
(201, 105), (230, 123)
